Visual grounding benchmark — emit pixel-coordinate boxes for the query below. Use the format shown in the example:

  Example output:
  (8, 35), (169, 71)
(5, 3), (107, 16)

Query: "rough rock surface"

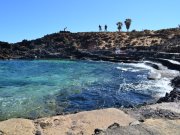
(95, 119), (180, 135)
(0, 106), (180, 135)
(148, 102), (180, 114)
(172, 76), (180, 87)
(0, 28), (180, 61)
(158, 76), (180, 103)
(35, 108), (135, 135)
(157, 89), (180, 103)
(0, 119), (36, 135)
(125, 102), (180, 120)
(0, 108), (135, 135)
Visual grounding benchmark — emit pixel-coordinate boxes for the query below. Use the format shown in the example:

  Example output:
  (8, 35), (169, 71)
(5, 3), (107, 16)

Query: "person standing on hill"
(104, 25), (107, 31)
(99, 25), (102, 32)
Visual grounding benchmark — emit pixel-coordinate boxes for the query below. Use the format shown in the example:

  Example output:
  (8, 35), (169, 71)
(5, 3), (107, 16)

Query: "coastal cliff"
(0, 28), (180, 61)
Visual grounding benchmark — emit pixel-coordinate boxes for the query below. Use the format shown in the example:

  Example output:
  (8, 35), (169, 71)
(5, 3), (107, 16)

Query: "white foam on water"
(127, 62), (155, 71)
(129, 61), (179, 78)
(116, 66), (141, 72)
(118, 61), (180, 97)
(118, 76), (172, 97)
(116, 67), (129, 71)
(152, 78), (172, 97)
(131, 69), (141, 72)
(162, 59), (180, 65)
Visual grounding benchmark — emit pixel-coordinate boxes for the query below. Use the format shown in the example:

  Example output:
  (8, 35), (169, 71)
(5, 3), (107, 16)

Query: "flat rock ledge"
(0, 108), (135, 135)
(0, 103), (180, 135)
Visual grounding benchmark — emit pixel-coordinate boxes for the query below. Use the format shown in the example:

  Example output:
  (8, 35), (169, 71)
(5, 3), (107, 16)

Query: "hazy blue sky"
(0, 0), (180, 43)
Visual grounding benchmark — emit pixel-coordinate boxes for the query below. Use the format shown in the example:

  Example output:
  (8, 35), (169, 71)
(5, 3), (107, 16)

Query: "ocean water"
(0, 60), (173, 120)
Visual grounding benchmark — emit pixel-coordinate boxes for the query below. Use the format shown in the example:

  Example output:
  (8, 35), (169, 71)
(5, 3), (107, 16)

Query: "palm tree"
(116, 22), (123, 32)
(124, 19), (132, 32)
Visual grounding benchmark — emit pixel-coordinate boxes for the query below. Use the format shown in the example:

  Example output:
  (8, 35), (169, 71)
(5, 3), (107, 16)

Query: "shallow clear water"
(0, 60), (172, 120)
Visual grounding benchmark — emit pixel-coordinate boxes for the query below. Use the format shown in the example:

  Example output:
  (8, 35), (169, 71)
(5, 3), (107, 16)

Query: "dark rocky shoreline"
(144, 59), (180, 103)
(0, 28), (180, 60)
(157, 76), (180, 103)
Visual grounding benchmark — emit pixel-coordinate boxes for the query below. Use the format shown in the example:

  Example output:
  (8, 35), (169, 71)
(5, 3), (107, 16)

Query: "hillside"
(0, 28), (180, 61)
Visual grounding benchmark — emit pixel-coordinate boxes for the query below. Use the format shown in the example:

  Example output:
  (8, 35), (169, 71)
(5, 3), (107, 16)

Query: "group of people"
(99, 25), (107, 32)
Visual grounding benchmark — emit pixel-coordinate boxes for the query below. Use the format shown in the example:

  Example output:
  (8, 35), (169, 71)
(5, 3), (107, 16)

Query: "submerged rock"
(147, 71), (161, 80)
(145, 62), (160, 70)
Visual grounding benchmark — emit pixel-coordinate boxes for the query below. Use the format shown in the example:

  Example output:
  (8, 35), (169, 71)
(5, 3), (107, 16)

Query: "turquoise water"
(0, 60), (171, 120)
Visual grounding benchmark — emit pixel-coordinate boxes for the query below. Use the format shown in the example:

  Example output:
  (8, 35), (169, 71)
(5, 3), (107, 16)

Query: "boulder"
(171, 76), (180, 88)
(147, 71), (161, 80)
(157, 89), (180, 103)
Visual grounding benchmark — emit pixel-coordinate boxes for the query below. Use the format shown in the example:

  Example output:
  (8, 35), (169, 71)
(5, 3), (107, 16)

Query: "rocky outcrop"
(172, 76), (180, 87)
(0, 108), (135, 135)
(99, 102), (180, 135)
(0, 28), (180, 61)
(0, 41), (12, 59)
(0, 105), (180, 135)
(158, 76), (180, 103)
(95, 119), (180, 135)
(0, 119), (36, 135)
(35, 108), (135, 135)
(125, 102), (180, 120)
(157, 89), (180, 103)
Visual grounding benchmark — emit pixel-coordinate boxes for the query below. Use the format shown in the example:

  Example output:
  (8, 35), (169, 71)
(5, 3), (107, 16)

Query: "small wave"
(116, 67), (129, 71)
(162, 59), (180, 65)
(118, 76), (172, 98)
(153, 78), (172, 96)
(147, 71), (161, 80)
(116, 66), (140, 72)
(118, 61), (179, 98)
(130, 62), (153, 69)
(129, 61), (179, 78)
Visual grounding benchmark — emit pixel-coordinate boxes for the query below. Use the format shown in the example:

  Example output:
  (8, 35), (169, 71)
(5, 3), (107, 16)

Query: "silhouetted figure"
(64, 27), (67, 31)
(99, 25), (102, 31)
(104, 25), (107, 31)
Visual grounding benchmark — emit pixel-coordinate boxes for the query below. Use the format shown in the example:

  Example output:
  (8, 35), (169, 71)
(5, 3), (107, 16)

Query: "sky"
(0, 0), (180, 43)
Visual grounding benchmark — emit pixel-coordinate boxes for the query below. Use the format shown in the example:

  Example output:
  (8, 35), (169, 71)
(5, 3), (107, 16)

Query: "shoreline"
(0, 59), (180, 135)
(0, 58), (179, 113)
(0, 103), (179, 135)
